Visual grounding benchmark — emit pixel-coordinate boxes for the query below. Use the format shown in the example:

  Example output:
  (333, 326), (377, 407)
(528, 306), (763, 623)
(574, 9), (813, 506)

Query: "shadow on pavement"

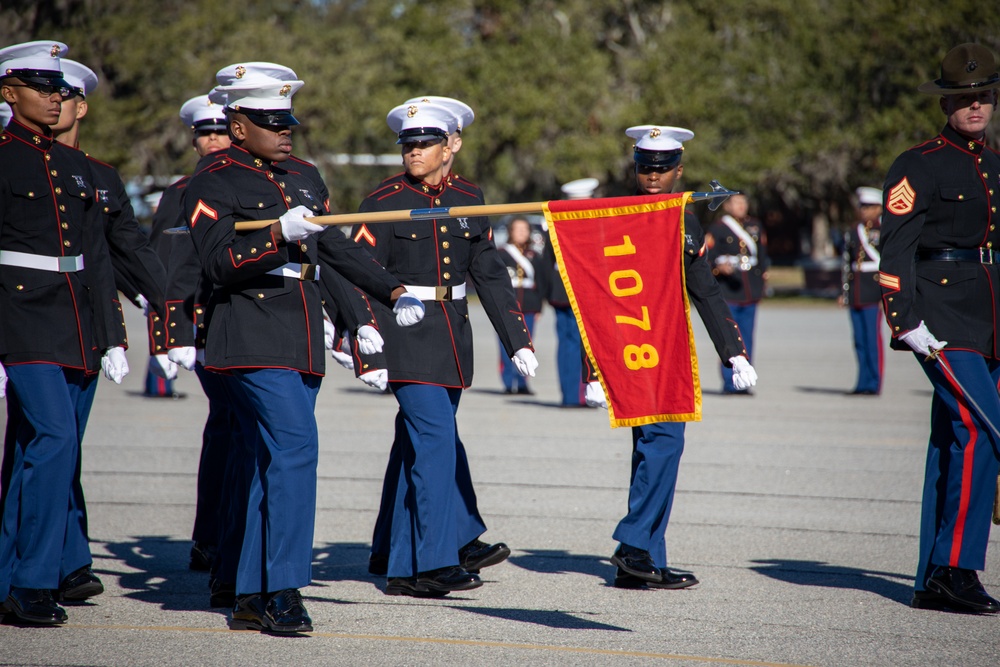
(454, 605), (630, 631)
(749, 558), (914, 606)
(507, 549), (612, 581)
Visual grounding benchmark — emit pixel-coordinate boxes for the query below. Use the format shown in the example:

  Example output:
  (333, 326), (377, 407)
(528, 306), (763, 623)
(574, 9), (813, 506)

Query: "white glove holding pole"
(899, 320), (948, 357)
(101, 346), (129, 384)
(151, 353), (178, 380)
(323, 316), (337, 350)
(728, 355), (758, 391)
(134, 293), (150, 314)
(356, 325), (385, 355)
(279, 205), (324, 242)
(167, 346), (198, 371)
(393, 292), (425, 327)
(512, 348), (538, 378)
(585, 381), (607, 409)
(0, 360), (7, 399)
(359, 368), (388, 391)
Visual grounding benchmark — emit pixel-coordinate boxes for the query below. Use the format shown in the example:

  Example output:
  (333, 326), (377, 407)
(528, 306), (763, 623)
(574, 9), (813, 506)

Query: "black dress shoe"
(209, 578), (236, 608)
(613, 566), (699, 589)
(911, 589), (951, 610)
(230, 589), (313, 634)
(610, 544), (661, 582)
(385, 566), (482, 597)
(189, 542), (217, 572)
(847, 389), (878, 396)
(459, 539), (511, 573)
(6, 587), (68, 625)
(368, 552), (388, 576)
(515, 386), (534, 395)
(925, 566), (1000, 613)
(58, 565), (104, 602)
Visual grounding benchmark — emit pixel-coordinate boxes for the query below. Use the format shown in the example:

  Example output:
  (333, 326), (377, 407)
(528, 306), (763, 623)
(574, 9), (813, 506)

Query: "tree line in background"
(3, 0), (998, 263)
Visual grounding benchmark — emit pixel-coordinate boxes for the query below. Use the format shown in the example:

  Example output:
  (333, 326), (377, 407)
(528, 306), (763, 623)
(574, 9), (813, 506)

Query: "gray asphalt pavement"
(1, 299), (997, 666)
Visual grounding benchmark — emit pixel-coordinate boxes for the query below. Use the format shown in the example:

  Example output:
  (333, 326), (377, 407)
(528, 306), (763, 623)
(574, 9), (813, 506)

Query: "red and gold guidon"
(544, 193), (701, 427)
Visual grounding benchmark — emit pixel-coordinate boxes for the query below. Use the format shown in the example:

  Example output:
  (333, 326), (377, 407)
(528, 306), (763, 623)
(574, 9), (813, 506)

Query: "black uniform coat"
(705, 214), (769, 304)
(184, 145), (401, 375)
(0, 120), (125, 370)
(497, 243), (547, 314)
(842, 219), (882, 307)
(86, 153), (167, 317)
(878, 124), (1000, 355)
(351, 172), (532, 387)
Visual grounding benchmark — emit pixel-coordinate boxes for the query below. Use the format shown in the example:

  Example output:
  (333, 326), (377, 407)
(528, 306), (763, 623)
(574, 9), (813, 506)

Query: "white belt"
(404, 283), (467, 301)
(716, 254), (758, 269)
(512, 278), (536, 290)
(853, 260), (879, 272)
(265, 263), (320, 281)
(0, 250), (85, 273)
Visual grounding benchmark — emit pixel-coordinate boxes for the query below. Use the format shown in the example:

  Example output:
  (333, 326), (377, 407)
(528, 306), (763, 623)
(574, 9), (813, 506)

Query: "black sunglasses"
(5, 81), (75, 100)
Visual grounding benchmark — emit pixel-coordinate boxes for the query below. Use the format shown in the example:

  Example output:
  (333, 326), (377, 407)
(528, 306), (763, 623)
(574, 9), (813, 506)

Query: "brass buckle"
(434, 285), (452, 301)
(58, 255), (82, 272)
(299, 263), (317, 281)
(980, 248), (994, 265)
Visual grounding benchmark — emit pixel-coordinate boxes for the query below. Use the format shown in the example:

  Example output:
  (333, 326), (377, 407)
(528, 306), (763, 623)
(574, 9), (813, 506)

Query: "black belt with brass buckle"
(915, 248), (996, 264)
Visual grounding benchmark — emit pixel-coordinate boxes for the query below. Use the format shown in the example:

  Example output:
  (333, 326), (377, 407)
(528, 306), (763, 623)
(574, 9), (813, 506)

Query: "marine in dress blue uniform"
(183, 63), (411, 633)
(705, 193), (769, 394)
(586, 125), (755, 589)
(841, 186), (884, 395)
(0, 41), (129, 625)
(878, 43), (1000, 614)
(352, 101), (536, 596)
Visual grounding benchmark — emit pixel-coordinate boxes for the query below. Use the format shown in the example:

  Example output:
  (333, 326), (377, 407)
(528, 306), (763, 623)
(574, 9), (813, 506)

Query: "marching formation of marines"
(0, 37), (999, 636)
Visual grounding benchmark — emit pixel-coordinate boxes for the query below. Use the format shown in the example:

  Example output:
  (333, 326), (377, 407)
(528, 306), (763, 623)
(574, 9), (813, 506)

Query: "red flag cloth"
(544, 193), (701, 427)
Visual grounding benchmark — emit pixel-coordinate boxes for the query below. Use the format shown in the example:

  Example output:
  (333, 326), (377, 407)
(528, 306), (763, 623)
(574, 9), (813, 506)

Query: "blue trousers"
(498, 312), (537, 391)
(144, 357), (175, 397)
(721, 303), (757, 392)
(612, 421), (685, 568)
(914, 351), (1000, 592)
(554, 305), (584, 405)
(230, 369), (320, 595)
(384, 383), (486, 578)
(212, 373), (255, 586)
(370, 407), (486, 561)
(0, 364), (98, 597)
(191, 365), (239, 546)
(849, 306), (883, 394)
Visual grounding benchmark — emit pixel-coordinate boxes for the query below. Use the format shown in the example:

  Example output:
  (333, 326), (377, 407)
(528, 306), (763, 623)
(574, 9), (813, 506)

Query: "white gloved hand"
(393, 292), (425, 327)
(150, 353), (178, 381)
(511, 348), (538, 378)
(279, 204), (324, 242)
(356, 325), (385, 355)
(359, 368), (388, 391)
(101, 346), (129, 384)
(331, 347), (355, 370)
(323, 316), (337, 350)
(134, 293), (150, 314)
(585, 380), (607, 409)
(0, 360), (6, 399)
(899, 320), (948, 357)
(167, 346), (198, 371)
(728, 355), (758, 391)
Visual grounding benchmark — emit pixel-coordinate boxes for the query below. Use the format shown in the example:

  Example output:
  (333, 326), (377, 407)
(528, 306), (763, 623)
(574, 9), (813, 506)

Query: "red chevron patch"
(190, 200), (218, 228)
(354, 224), (376, 246)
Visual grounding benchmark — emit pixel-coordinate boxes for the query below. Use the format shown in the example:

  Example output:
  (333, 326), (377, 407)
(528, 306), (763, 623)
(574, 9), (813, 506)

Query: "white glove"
(728, 355), (758, 391)
(331, 347), (355, 370)
(356, 325), (385, 355)
(393, 292), (425, 327)
(167, 346), (198, 371)
(101, 346), (129, 384)
(0, 360), (6, 399)
(279, 204), (324, 242)
(150, 353), (178, 380)
(323, 316), (337, 350)
(134, 293), (150, 314)
(585, 381), (607, 409)
(899, 320), (948, 357)
(359, 368), (388, 391)
(511, 348), (538, 378)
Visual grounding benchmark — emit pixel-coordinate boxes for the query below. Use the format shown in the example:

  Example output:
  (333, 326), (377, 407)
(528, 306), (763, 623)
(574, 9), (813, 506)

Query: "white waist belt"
(716, 254), (758, 268)
(0, 250), (84, 273)
(266, 263), (320, 281)
(853, 261), (879, 272)
(512, 278), (536, 290)
(404, 283), (467, 301)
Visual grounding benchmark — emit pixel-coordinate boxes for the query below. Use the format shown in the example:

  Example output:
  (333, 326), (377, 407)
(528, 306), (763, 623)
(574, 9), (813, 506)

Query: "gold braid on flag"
(544, 193), (701, 428)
